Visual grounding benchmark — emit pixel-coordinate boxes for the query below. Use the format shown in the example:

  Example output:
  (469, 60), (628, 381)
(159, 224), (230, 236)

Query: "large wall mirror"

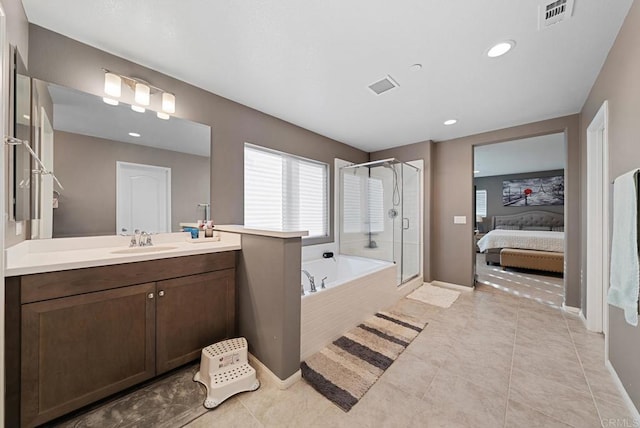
(29, 78), (211, 239)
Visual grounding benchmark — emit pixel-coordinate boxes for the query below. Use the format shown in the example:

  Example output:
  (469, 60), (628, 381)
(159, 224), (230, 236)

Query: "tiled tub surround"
(4, 231), (241, 275)
(300, 255), (422, 361)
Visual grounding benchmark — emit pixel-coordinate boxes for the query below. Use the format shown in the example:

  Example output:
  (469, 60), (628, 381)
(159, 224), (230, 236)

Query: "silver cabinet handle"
(148, 293), (154, 299)
(158, 290), (165, 297)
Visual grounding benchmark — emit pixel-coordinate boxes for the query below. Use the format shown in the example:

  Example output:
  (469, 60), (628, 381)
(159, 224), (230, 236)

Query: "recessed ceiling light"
(128, 132), (141, 137)
(487, 40), (515, 58)
(474, 170), (480, 174)
(409, 63), (422, 71)
(103, 97), (119, 106)
(156, 112), (170, 120)
(444, 119), (457, 126)
(131, 105), (145, 113)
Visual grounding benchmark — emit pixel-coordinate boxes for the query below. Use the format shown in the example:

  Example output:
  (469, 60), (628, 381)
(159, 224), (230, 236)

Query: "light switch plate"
(15, 221), (22, 235)
(453, 216), (467, 224)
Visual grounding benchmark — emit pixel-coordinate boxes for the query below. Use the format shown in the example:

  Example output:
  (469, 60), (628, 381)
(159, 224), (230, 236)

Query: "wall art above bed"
(502, 175), (564, 207)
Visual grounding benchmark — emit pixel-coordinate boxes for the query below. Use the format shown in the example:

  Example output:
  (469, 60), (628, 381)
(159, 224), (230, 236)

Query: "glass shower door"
(400, 163), (420, 283)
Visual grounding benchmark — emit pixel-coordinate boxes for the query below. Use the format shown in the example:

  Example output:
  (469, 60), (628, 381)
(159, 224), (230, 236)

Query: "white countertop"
(214, 224), (309, 238)
(5, 232), (241, 276)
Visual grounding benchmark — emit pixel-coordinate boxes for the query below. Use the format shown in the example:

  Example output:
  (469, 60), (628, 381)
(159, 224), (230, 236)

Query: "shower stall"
(339, 158), (421, 285)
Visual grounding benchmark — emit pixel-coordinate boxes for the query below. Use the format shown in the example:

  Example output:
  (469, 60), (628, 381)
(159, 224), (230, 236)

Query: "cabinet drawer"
(20, 251), (236, 303)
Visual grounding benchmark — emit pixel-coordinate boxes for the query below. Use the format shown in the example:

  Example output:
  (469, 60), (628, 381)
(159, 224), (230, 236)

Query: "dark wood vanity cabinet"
(156, 269), (236, 374)
(5, 251), (237, 428)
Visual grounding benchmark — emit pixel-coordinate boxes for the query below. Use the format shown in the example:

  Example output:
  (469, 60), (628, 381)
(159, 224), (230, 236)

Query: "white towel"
(608, 169), (640, 326)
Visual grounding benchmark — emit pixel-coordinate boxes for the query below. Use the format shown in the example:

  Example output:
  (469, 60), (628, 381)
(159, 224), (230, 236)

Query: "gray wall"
(53, 130), (209, 238)
(580, 0), (640, 409)
(474, 169), (564, 232)
(27, 24), (369, 244)
(431, 115), (581, 309)
(370, 140), (434, 282)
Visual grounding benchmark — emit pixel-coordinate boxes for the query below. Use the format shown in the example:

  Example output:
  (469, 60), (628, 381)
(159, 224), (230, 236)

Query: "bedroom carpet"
(475, 253), (564, 308)
(407, 284), (460, 308)
(300, 307), (428, 411)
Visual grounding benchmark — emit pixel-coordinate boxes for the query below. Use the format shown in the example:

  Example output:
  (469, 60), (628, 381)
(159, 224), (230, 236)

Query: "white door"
(116, 162), (171, 234)
(586, 100), (609, 334)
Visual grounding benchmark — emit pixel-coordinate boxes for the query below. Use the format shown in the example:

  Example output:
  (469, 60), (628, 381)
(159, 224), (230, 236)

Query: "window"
(244, 144), (328, 238)
(476, 189), (487, 217)
(342, 175), (384, 234)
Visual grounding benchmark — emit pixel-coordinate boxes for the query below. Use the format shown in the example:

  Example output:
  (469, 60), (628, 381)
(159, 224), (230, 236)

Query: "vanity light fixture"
(102, 97), (119, 106)
(487, 40), (515, 58)
(444, 119), (457, 125)
(157, 111), (170, 120)
(103, 68), (176, 117)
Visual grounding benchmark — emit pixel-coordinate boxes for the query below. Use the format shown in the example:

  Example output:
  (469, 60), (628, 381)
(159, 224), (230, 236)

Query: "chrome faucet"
(320, 276), (327, 289)
(127, 229), (153, 247)
(302, 269), (317, 293)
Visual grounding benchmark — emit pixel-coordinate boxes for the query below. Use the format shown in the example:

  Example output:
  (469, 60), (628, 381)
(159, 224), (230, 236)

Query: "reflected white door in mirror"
(116, 161), (171, 234)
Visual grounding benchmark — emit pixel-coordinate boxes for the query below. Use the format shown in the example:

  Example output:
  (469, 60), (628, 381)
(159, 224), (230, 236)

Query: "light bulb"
(157, 111), (170, 120)
(131, 105), (146, 113)
(103, 97), (119, 106)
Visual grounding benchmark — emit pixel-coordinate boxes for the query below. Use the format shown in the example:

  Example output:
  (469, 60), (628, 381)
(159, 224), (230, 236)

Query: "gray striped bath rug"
(300, 309), (428, 412)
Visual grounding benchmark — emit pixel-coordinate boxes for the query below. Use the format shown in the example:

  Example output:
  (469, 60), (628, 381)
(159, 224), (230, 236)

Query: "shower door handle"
(402, 218), (410, 230)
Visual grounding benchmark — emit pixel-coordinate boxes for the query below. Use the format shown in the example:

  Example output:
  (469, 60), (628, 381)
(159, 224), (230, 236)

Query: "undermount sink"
(110, 246), (178, 255)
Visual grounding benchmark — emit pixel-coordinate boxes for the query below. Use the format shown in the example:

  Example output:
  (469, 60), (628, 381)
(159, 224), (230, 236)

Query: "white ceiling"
(21, 0), (633, 152)
(474, 133), (565, 178)
(47, 83), (211, 157)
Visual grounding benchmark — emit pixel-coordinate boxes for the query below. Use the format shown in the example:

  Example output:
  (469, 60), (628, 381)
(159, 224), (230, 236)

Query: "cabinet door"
(21, 283), (156, 427)
(156, 269), (236, 374)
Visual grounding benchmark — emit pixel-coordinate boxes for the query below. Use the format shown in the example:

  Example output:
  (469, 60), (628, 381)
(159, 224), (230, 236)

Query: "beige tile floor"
(54, 284), (637, 428)
(475, 252), (565, 308)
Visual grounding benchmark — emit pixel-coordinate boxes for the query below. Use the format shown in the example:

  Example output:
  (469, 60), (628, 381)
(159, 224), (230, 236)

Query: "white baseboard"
(430, 280), (474, 292)
(248, 353), (301, 390)
(605, 360), (640, 423)
(562, 303), (581, 315)
(579, 311), (587, 327)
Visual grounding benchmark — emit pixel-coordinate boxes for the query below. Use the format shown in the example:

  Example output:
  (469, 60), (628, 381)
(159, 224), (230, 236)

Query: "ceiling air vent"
(539, 0), (574, 29)
(368, 75), (399, 95)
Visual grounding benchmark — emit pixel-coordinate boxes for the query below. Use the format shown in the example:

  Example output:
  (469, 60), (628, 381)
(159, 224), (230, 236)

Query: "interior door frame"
(585, 100), (609, 336)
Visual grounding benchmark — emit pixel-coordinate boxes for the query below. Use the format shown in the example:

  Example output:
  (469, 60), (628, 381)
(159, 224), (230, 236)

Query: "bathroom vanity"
(4, 233), (241, 427)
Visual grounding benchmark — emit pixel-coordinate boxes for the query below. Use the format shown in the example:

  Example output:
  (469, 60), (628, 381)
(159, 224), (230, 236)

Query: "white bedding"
(478, 230), (564, 253)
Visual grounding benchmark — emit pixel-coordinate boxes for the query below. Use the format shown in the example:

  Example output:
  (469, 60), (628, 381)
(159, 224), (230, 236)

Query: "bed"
(478, 211), (564, 274)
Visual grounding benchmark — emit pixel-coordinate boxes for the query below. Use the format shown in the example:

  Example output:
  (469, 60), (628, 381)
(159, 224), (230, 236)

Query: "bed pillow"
(551, 226), (564, 232)
(495, 225), (520, 230)
(522, 226), (552, 231)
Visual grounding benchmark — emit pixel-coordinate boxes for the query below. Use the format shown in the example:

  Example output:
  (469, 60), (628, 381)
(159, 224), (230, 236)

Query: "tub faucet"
(321, 276), (327, 289)
(302, 270), (317, 293)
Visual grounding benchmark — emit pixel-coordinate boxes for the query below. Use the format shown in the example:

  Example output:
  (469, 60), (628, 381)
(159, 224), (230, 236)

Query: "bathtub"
(300, 255), (418, 361)
(301, 255), (392, 293)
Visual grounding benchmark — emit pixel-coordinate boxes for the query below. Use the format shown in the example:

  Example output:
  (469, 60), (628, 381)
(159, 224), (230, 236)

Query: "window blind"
(244, 144), (328, 238)
(476, 189), (487, 217)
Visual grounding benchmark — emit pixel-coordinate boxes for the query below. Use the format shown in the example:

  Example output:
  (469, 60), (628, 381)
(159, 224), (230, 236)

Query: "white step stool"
(193, 337), (260, 408)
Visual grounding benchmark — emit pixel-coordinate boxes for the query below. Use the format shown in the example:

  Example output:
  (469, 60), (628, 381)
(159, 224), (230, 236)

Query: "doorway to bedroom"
(473, 133), (566, 308)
